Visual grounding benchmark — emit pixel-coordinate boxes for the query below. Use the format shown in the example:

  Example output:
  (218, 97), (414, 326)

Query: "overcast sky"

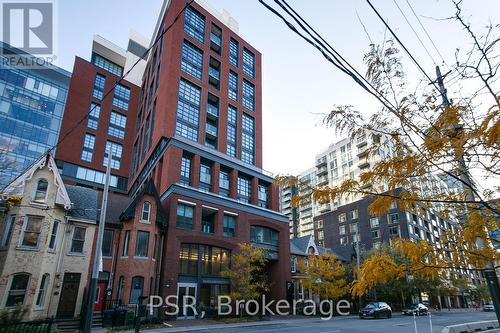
(57, 0), (498, 186)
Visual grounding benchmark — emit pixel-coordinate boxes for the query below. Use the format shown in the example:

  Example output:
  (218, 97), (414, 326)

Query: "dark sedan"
(402, 303), (429, 316)
(359, 302), (392, 319)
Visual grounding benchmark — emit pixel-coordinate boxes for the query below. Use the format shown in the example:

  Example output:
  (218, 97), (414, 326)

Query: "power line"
(404, 0), (448, 67)
(392, 0), (437, 65)
(365, 0), (441, 92)
(50, 0), (195, 155)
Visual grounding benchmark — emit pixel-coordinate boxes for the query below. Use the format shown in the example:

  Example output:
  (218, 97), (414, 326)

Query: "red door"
(93, 282), (106, 312)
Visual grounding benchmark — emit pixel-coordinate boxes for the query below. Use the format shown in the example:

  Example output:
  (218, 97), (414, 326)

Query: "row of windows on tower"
(181, 40), (255, 112)
(184, 6), (256, 79)
(179, 154), (269, 208)
(81, 133), (123, 170)
(175, 79), (255, 165)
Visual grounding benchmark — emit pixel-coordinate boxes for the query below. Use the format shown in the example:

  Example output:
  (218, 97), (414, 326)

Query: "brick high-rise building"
(53, 0), (290, 317)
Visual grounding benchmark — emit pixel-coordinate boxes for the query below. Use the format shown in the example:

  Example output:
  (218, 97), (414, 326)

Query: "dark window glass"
(102, 229), (114, 257)
(223, 215), (236, 237)
(135, 231), (149, 257)
(130, 276), (144, 304)
(122, 230), (130, 257)
(180, 155), (191, 185)
(179, 243), (199, 275)
(199, 163), (211, 192)
(6, 274), (30, 307)
(228, 71), (238, 101)
(226, 106), (237, 157)
(250, 226), (278, 247)
(219, 170), (230, 197)
(258, 185), (269, 208)
(34, 179), (48, 202)
(70, 227), (86, 253)
(113, 84), (130, 110)
(21, 216), (42, 248)
(184, 6), (205, 43)
(181, 40), (203, 80)
(177, 203), (194, 229)
(242, 48), (255, 78)
(242, 80), (255, 111)
(229, 38), (239, 67)
(175, 79), (201, 141)
(241, 114), (255, 164)
(237, 176), (251, 203)
(93, 74), (105, 100)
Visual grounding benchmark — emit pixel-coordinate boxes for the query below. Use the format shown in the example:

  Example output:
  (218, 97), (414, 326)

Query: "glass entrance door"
(177, 283), (197, 319)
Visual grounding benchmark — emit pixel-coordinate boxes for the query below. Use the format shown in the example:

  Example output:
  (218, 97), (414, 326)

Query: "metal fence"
(0, 317), (55, 333)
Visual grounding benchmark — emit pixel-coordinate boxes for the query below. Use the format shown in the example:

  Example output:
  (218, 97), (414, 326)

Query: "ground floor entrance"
(56, 273), (81, 319)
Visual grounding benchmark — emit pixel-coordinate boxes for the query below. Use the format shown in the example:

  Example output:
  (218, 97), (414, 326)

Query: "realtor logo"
(1, 0), (55, 55)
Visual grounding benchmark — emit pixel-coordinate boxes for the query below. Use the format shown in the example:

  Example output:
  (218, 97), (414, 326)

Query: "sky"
(57, 0), (498, 186)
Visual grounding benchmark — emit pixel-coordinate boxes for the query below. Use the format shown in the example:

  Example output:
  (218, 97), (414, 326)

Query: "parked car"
(402, 303), (429, 316)
(483, 303), (495, 312)
(359, 302), (392, 319)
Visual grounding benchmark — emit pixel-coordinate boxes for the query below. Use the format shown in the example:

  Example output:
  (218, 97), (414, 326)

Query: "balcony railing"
(210, 33), (222, 46)
(205, 123), (218, 137)
(207, 104), (219, 117)
(209, 67), (220, 80)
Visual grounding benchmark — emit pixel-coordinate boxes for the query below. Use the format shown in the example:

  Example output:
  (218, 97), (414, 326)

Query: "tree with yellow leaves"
(298, 252), (349, 301)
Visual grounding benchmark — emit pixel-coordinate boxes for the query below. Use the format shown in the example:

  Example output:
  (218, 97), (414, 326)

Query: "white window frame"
(70, 226), (86, 254)
(141, 201), (151, 223)
(18, 216), (43, 249)
(48, 220), (60, 251)
(32, 178), (49, 203)
(4, 273), (31, 308)
(1, 215), (15, 247)
(35, 273), (49, 308)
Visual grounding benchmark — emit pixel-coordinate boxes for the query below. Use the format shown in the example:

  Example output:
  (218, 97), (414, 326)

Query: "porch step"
(55, 318), (80, 330)
(92, 313), (103, 328)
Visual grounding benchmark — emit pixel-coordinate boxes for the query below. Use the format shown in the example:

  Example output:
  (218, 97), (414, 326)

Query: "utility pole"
(435, 65), (500, 322)
(356, 226), (361, 311)
(83, 148), (112, 333)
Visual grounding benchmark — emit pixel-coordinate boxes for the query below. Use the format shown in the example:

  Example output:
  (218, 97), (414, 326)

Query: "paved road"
(171, 311), (497, 333)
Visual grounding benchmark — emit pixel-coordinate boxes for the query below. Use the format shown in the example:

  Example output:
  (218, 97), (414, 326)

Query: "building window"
(48, 220), (59, 251)
(103, 141), (123, 170)
(390, 226), (400, 237)
(339, 225), (346, 235)
(92, 53), (123, 76)
(20, 216), (43, 248)
(122, 230), (130, 257)
(87, 103), (101, 130)
(117, 276), (125, 301)
(250, 226), (278, 247)
(181, 40), (203, 80)
(113, 84), (130, 110)
(102, 229), (114, 257)
(201, 208), (215, 234)
(1, 215), (15, 247)
(242, 48), (255, 78)
(241, 114), (255, 164)
(179, 243), (199, 275)
(237, 176), (251, 203)
(5, 274), (30, 307)
(338, 213), (347, 223)
(93, 74), (106, 100)
(340, 236), (348, 245)
(226, 106), (237, 157)
(199, 163), (211, 192)
(184, 6), (205, 43)
(291, 256), (297, 273)
(228, 71), (238, 101)
(349, 209), (358, 220)
(141, 202), (151, 223)
(135, 231), (149, 257)
(81, 133), (95, 162)
(371, 230), (380, 239)
(318, 230), (324, 240)
(177, 203), (194, 229)
(108, 111), (127, 139)
(176, 79), (201, 141)
(389, 213), (399, 224)
(229, 38), (239, 67)
(201, 245), (230, 276)
(70, 226), (86, 253)
(33, 179), (48, 203)
(242, 80), (255, 111)
(219, 170), (230, 197)
(180, 155), (191, 186)
(223, 214), (236, 237)
(370, 217), (379, 228)
(350, 223), (358, 234)
(35, 273), (49, 308)
(130, 276), (144, 304)
(258, 184), (269, 208)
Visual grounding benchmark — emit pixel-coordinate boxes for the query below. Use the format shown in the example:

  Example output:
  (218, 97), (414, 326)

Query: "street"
(162, 311), (498, 333)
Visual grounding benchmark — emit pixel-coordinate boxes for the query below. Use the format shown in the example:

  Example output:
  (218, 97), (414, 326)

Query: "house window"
(339, 225), (346, 235)
(180, 155), (191, 186)
(1, 215), (15, 247)
(33, 179), (48, 202)
(5, 274), (30, 307)
(237, 176), (251, 203)
(70, 226), (86, 253)
(223, 214), (236, 237)
(371, 230), (380, 239)
(389, 213), (399, 224)
(219, 170), (230, 197)
(201, 208), (215, 234)
(122, 230), (130, 257)
(349, 209), (358, 220)
(370, 217), (379, 228)
(291, 256), (297, 273)
(35, 274), (49, 308)
(184, 6), (205, 43)
(102, 229), (114, 257)
(87, 103), (101, 129)
(48, 220), (59, 251)
(390, 226), (400, 237)
(81, 133), (95, 162)
(117, 276), (125, 301)
(141, 202), (151, 223)
(20, 216), (43, 248)
(350, 223), (358, 234)
(135, 231), (149, 258)
(177, 203), (194, 229)
(340, 236), (348, 245)
(130, 276), (144, 304)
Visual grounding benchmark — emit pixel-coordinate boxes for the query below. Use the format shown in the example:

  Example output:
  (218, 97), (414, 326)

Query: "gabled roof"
(66, 185), (98, 221)
(2, 153), (72, 210)
(290, 235), (318, 256)
(99, 191), (131, 226)
(119, 179), (167, 230)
